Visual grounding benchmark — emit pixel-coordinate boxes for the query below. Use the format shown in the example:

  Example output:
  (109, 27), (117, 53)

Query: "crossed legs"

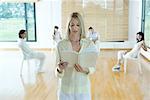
(112, 50), (127, 72)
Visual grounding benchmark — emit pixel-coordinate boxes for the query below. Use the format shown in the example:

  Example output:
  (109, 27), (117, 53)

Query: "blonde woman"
(55, 12), (99, 100)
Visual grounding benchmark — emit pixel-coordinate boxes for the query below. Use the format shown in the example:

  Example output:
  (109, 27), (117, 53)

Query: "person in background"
(88, 27), (99, 44)
(52, 26), (62, 44)
(18, 29), (45, 73)
(55, 12), (99, 100)
(112, 32), (147, 72)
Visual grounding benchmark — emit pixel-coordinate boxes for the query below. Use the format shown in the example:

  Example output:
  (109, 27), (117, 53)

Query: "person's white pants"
(30, 52), (45, 70)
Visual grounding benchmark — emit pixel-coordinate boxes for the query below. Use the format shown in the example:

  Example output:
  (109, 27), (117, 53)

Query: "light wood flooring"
(0, 49), (149, 100)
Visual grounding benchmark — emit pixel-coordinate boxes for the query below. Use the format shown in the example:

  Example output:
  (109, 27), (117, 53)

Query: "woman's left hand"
(74, 64), (89, 74)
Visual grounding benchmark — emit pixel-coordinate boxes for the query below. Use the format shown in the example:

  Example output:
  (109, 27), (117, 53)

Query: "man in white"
(88, 27), (99, 44)
(18, 29), (45, 73)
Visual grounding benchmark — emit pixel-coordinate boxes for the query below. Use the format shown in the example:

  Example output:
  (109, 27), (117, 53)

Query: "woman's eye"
(77, 25), (80, 26)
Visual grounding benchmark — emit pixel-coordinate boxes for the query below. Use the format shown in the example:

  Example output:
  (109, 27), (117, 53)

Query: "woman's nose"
(74, 25), (78, 29)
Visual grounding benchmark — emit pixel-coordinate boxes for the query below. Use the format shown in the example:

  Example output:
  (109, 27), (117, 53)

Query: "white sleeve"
(20, 42), (33, 55)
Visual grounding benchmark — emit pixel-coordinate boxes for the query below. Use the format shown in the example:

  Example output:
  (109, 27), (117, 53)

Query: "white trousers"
(30, 52), (45, 69)
(117, 50), (136, 64)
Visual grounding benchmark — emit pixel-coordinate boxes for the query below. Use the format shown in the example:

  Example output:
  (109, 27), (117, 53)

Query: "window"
(0, 3), (36, 42)
(142, 0), (150, 46)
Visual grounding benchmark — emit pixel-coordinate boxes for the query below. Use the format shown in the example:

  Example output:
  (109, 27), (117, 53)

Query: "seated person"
(52, 26), (62, 44)
(18, 29), (45, 73)
(112, 32), (147, 72)
(88, 27), (99, 43)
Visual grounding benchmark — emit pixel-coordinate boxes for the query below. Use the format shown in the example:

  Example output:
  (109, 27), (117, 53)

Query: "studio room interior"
(0, 0), (150, 100)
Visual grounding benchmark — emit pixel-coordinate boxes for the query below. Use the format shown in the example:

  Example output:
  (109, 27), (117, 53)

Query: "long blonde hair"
(66, 12), (86, 39)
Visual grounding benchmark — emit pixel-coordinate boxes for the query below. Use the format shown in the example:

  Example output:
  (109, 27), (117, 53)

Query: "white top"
(89, 32), (98, 41)
(17, 38), (34, 59)
(125, 41), (144, 58)
(55, 38), (99, 95)
(53, 31), (61, 43)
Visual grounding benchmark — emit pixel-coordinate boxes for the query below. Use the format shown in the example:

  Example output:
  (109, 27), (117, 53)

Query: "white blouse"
(18, 38), (34, 58)
(125, 41), (144, 58)
(55, 38), (99, 100)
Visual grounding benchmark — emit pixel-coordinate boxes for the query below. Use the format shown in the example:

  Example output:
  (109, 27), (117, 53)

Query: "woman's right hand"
(58, 61), (68, 72)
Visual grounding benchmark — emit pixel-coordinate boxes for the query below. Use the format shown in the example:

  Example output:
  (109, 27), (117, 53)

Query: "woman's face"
(21, 32), (26, 39)
(136, 34), (142, 41)
(54, 28), (58, 32)
(69, 18), (80, 35)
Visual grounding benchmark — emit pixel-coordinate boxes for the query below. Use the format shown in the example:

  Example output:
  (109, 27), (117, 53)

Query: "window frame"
(0, 3), (37, 42)
(141, 0), (150, 46)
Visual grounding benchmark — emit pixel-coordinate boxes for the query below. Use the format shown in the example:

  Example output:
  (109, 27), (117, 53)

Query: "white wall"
(35, 0), (61, 48)
(0, 0), (142, 49)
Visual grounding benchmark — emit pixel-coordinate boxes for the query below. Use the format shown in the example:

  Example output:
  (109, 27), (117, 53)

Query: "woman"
(112, 32), (147, 72)
(55, 12), (99, 100)
(52, 26), (62, 44)
(18, 29), (45, 73)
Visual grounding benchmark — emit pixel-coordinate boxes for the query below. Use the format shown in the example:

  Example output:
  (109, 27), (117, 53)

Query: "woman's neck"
(69, 34), (81, 52)
(69, 34), (80, 42)
(20, 37), (25, 39)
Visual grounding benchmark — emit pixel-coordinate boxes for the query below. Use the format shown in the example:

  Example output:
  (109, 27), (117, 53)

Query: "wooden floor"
(0, 49), (150, 100)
